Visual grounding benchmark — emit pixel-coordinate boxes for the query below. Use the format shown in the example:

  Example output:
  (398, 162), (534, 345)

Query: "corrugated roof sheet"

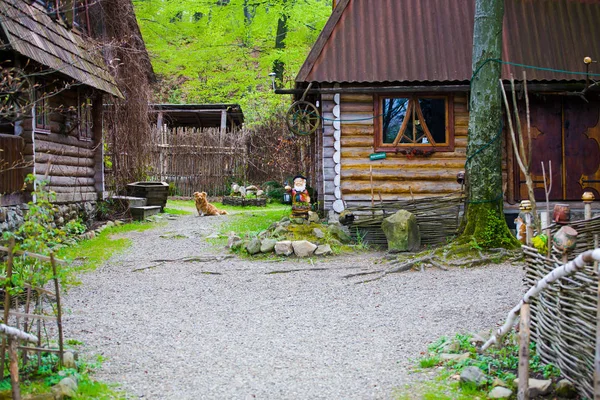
(0, 0), (122, 97)
(297, 0), (600, 84)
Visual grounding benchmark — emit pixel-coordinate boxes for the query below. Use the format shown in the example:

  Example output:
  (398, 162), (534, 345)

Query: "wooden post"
(370, 166), (374, 208)
(0, 237), (15, 380)
(518, 303), (531, 400)
(8, 338), (20, 400)
(220, 109), (227, 138)
(50, 254), (64, 366)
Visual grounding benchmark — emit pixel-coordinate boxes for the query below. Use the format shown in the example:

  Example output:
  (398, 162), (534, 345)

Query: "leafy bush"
(64, 219), (87, 236)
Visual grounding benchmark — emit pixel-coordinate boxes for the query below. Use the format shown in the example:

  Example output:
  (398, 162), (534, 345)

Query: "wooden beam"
(0, 247), (67, 265)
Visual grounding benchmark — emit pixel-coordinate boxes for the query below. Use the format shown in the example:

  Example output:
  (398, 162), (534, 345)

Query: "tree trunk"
(273, 0), (289, 84)
(460, 0), (519, 248)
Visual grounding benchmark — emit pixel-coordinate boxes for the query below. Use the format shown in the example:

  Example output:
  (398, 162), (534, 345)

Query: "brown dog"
(193, 192), (228, 216)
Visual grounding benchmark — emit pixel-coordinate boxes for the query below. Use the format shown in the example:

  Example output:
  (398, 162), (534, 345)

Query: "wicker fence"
(524, 216), (600, 399)
(346, 192), (464, 246)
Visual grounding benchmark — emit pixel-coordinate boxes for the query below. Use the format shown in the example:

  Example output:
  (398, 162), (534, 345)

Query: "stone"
(258, 230), (269, 239)
(488, 386), (513, 399)
(256, 190), (264, 197)
(63, 351), (76, 369)
(313, 228), (325, 239)
(273, 226), (288, 236)
(470, 333), (487, 346)
(381, 210), (421, 252)
(460, 366), (486, 387)
(292, 218), (306, 225)
(280, 220), (291, 228)
(314, 244), (333, 256)
(227, 235), (242, 249)
(439, 353), (470, 362)
(513, 378), (552, 397)
(260, 239), (277, 253)
(442, 340), (460, 353)
(23, 393), (55, 400)
(556, 379), (577, 398)
(206, 233), (221, 239)
(51, 377), (78, 399)
(275, 241), (294, 256)
(115, 220), (124, 226)
(105, 221), (115, 228)
(308, 211), (320, 223)
(492, 377), (507, 388)
(245, 238), (262, 255)
(280, 216), (290, 223)
(292, 241), (317, 257)
(327, 224), (352, 244)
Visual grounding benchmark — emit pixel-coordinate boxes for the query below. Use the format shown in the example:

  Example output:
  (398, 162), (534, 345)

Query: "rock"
(273, 226), (288, 236)
(260, 239), (277, 253)
(513, 378), (552, 397)
(105, 220), (115, 228)
(23, 393), (54, 400)
(280, 216), (290, 223)
(556, 379), (577, 398)
(227, 235), (242, 249)
(488, 386), (513, 399)
(338, 210), (355, 225)
(381, 210), (421, 252)
(206, 233), (221, 239)
(308, 211), (320, 223)
(442, 340), (460, 353)
(439, 353), (470, 362)
(56, 217), (64, 226)
(280, 220), (291, 228)
(327, 224), (352, 244)
(115, 220), (124, 226)
(275, 241), (294, 256)
(246, 185), (258, 191)
(292, 218), (306, 225)
(314, 244), (332, 256)
(258, 230), (269, 239)
(245, 238), (262, 255)
(269, 222), (279, 230)
(460, 366), (486, 387)
(470, 333), (487, 346)
(292, 240), (317, 257)
(63, 351), (76, 369)
(256, 190), (264, 197)
(492, 377), (507, 388)
(51, 377), (78, 399)
(313, 228), (325, 239)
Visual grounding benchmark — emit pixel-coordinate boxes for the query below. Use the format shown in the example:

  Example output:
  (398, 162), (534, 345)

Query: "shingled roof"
(0, 0), (122, 97)
(297, 0), (600, 84)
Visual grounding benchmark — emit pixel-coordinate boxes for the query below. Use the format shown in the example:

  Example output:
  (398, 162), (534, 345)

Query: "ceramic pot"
(552, 226), (578, 252)
(553, 203), (571, 223)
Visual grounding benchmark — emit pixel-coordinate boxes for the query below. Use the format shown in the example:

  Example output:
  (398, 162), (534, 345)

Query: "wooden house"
(290, 0), (600, 216)
(0, 0), (148, 230)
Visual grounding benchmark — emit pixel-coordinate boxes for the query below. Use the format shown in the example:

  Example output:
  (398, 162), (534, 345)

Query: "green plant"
(419, 356), (440, 368)
(64, 219), (87, 236)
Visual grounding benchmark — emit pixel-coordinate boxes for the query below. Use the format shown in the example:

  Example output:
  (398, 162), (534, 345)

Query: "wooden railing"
(0, 134), (26, 195)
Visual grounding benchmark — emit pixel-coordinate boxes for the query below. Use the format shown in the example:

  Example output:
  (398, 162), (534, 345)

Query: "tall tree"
(460, 0), (519, 248)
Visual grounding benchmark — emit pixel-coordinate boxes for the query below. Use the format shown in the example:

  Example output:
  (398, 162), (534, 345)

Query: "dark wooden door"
(516, 96), (600, 202)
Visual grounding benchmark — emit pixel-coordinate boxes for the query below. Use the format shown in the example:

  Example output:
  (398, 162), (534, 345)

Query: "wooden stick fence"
(0, 239), (66, 398)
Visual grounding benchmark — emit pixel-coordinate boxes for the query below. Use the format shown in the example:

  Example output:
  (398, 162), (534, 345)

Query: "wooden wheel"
(0, 69), (31, 122)
(286, 100), (320, 136)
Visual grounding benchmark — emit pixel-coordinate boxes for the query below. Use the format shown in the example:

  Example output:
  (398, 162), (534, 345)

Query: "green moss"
(458, 201), (520, 249)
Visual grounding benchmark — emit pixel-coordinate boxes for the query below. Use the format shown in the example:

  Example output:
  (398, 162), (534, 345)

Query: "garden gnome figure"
(285, 175), (311, 219)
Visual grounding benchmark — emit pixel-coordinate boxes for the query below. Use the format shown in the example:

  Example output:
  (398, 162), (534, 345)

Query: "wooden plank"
(22, 284), (55, 298)
(35, 175), (95, 187)
(341, 180), (461, 195)
(28, 140), (95, 158)
(340, 94), (373, 103)
(0, 247), (67, 265)
(344, 158), (467, 169)
(341, 147), (467, 159)
(342, 168), (463, 181)
(17, 346), (61, 353)
(35, 163), (95, 178)
(34, 132), (94, 149)
(46, 185), (96, 193)
(35, 153), (95, 167)
(8, 312), (56, 322)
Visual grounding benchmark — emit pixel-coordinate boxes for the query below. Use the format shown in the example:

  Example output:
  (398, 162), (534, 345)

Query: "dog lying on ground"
(193, 192), (228, 216)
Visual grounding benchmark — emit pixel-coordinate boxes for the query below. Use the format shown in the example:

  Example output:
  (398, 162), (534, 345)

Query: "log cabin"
(287, 0), (600, 219)
(0, 0), (149, 231)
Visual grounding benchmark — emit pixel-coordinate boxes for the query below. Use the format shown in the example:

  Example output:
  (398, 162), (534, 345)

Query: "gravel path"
(63, 213), (525, 399)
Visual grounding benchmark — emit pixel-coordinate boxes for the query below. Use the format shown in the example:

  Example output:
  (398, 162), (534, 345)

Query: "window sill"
(374, 144), (455, 153)
(34, 128), (51, 135)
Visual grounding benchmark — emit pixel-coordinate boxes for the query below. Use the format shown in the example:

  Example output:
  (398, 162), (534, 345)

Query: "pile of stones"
(227, 211), (353, 258)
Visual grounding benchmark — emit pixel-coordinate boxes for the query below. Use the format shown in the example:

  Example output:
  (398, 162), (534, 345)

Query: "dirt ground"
(62, 212), (525, 399)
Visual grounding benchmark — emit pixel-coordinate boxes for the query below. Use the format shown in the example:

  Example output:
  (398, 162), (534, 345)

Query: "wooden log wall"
(322, 92), (473, 210)
(20, 90), (99, 203)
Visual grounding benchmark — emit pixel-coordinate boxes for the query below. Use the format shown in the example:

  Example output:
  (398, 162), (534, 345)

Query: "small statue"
(285, 175), (311, 218)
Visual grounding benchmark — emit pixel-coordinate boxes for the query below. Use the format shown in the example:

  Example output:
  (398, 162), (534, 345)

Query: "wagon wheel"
(0, 69), (32, 122)
(286, 100), (320, 136)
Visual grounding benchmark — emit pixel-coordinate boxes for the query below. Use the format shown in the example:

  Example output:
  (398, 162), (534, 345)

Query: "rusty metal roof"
(0, 0), (122, 97)
(297, 0), (600, 84)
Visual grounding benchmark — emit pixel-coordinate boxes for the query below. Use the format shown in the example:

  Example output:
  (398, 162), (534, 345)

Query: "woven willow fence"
(346, 192), (464, 246)
(524, 216), (600, 399)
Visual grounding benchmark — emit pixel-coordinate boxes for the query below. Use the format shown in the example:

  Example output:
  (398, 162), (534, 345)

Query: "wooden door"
(516, 95), (600, 201)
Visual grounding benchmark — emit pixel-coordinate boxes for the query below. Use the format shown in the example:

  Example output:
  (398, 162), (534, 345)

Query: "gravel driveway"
(63, 213), (525, 399)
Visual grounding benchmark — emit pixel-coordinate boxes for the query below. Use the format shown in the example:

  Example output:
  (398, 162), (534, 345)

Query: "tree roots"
(344, 246), (521, 284)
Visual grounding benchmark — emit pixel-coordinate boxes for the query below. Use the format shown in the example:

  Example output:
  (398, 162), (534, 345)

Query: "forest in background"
(133, 0), (332, 125)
